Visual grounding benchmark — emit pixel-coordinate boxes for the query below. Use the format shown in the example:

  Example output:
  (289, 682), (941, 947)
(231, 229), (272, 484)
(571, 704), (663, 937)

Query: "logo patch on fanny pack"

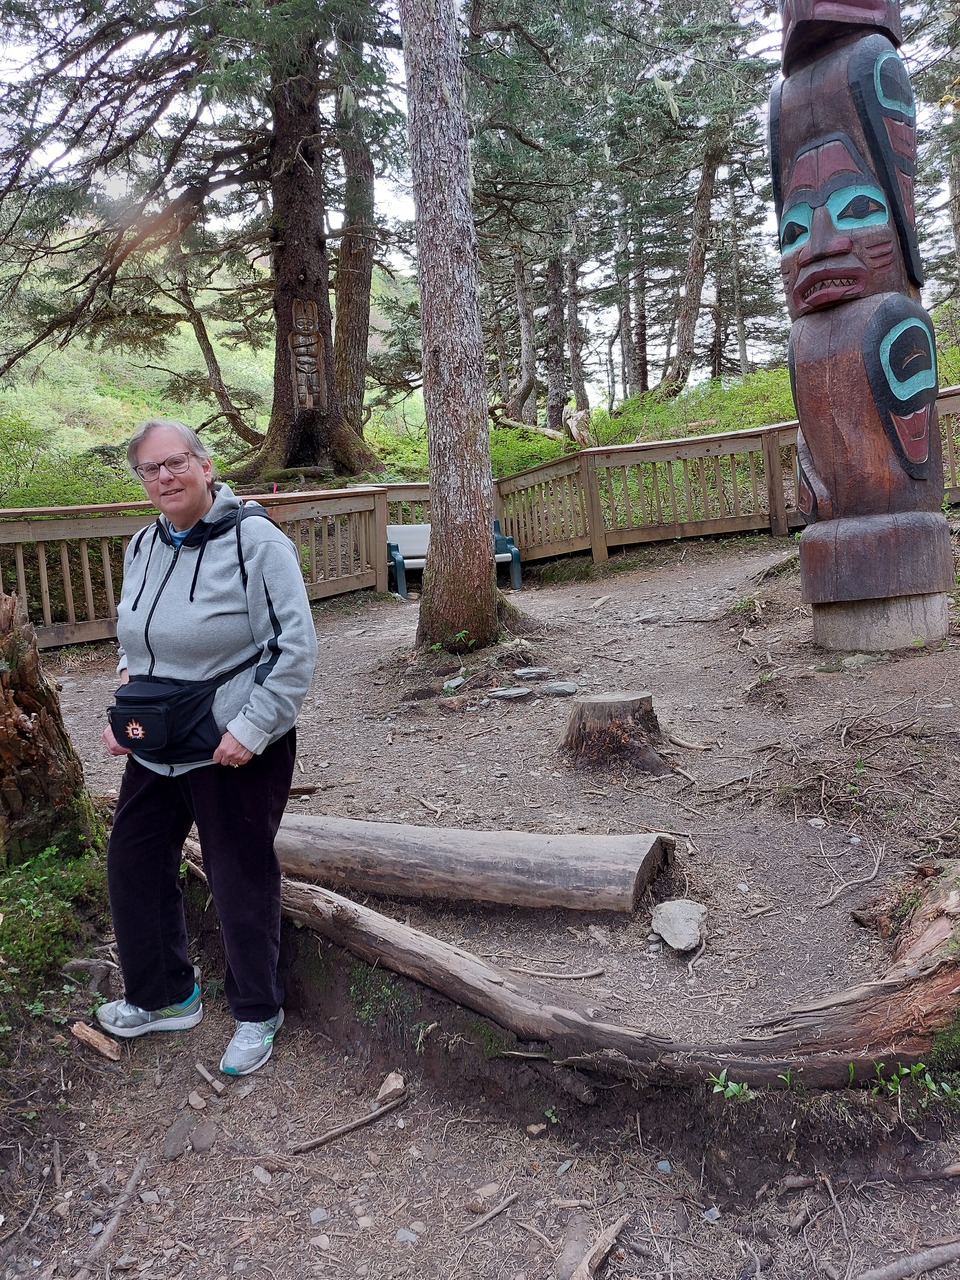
(125, 719), (147, 740)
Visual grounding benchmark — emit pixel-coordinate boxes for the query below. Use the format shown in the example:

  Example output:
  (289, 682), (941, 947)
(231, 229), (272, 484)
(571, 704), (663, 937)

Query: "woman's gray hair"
(126, 420), (215, 476)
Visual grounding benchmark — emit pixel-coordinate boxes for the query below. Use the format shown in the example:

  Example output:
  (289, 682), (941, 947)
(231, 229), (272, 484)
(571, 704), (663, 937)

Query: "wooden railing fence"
(3, 388), (959, 648)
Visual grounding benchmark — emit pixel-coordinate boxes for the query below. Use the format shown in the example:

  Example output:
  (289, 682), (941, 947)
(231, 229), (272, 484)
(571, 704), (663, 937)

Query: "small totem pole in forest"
(770, 0), (953, 649)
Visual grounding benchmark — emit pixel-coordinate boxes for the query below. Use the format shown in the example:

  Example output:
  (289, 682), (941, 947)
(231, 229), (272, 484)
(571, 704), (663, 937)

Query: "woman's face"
(133, 426), (214, 531)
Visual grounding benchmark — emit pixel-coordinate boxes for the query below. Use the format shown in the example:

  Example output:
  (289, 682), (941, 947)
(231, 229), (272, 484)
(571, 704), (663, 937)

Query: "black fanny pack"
(108, 656), (258, 764)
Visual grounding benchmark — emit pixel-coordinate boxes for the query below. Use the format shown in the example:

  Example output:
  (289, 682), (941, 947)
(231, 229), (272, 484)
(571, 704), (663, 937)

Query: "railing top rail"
(0, 485), (390, 522)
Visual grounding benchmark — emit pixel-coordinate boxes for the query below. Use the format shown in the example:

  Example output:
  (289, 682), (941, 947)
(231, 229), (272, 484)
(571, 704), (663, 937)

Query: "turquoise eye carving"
(780, 203), (811, 252)
(826, 184), (889, 229)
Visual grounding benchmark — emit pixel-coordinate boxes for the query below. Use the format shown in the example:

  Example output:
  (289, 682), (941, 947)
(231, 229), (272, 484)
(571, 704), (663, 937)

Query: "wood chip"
(70, 1021), (121, 1061)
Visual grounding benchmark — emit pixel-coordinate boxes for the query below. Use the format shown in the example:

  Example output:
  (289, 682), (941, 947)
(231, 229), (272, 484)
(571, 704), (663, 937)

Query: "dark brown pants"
(106, 730), (295, 1021)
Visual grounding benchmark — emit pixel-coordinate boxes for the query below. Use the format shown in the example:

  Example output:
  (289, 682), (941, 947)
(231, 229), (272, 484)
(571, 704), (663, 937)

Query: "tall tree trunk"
(633, 222), (649, 394)
(728, 173), (749, 376)
(949, 147), (960, 299)
(0, 594), (102, 866)
(333, 31), (377, 438)
(566, 213), (590, 413)
(616, 199), (638, 399)
(544, 251), (566, 432)
(399, 0), (498, 652)
(507, 244), (538, 424)
(650, 140), (725, 401)
(489, 288), (511, 403)
(233, 45), (380, 482)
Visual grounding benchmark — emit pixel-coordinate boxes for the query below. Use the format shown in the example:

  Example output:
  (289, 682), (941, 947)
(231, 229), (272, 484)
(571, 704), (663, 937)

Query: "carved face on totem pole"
(778, 134), (899, 317)
(779, 0), (902, 70)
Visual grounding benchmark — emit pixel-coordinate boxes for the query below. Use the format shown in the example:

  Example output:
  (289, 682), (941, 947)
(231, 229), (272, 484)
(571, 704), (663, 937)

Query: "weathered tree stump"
(560, 691), (671, 774)
(0, 591), (102, 865)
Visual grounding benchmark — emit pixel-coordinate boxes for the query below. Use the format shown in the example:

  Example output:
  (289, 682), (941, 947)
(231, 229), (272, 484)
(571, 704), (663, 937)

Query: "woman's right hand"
(103, 724), (132, 757)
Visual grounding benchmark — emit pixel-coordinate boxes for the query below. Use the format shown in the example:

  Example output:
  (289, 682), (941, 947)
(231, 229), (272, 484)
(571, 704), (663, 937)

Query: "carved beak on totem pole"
(779, 134), (900, 318)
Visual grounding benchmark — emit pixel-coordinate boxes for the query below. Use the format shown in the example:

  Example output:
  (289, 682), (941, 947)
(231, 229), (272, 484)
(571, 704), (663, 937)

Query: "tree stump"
(0, 591), (102, 866)
(560, 691), (671, 774)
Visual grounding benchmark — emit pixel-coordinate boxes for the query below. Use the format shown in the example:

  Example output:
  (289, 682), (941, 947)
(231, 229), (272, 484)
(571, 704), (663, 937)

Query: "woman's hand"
(103, 724), (132, 757)
(214, 730), (254, 769)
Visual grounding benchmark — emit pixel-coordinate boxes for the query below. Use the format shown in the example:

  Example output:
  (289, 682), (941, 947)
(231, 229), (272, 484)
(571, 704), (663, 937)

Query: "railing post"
(580, 452), (609, 563)
(762, 431), (788, 536)
(373, 487), (389, 593)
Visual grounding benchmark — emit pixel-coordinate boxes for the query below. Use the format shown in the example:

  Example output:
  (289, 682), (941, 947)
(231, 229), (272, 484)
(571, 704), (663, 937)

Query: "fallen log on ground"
(185, 841), (960, 1089)
(275, 813), (674, 912)
(750, 858), (960, 1053)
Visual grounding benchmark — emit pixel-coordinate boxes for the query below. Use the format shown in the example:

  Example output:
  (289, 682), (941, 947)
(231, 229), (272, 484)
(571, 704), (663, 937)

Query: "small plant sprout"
(708, 1068), (755, 1101)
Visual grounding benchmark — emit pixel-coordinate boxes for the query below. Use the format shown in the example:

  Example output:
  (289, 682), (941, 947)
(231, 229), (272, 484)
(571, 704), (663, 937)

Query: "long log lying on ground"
(185, 848), (960, 1089)
(275, 813), (674, 912)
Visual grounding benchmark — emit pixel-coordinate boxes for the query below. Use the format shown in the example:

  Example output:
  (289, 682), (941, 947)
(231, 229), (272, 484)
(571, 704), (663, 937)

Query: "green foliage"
(0, 412), (143, 507)
(708, 1067), (755, 1101)
(591, 368), (798, 446)
(363, 412), (562, 483)
(0, 845), (109, 1033)
(488, 426), (563, 477)
(869, 1060), (960, 1108)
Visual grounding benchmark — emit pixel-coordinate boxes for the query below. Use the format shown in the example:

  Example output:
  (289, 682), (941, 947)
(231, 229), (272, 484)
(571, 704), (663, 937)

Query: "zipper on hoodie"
(141, 545), (182, 676)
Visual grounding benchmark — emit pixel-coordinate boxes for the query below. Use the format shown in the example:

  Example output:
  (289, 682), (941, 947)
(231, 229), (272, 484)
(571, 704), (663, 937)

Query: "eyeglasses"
(134, 452), (195, 482)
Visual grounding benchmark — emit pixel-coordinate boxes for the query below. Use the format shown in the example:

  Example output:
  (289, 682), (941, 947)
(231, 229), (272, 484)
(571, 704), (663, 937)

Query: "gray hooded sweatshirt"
(116, 482), (318, 774)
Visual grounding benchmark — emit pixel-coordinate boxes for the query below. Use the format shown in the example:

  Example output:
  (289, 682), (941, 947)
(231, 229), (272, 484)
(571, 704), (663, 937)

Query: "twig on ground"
(508, 965), (605, 980)
(461, 1191), (519, 1235)
(569, 1213), (631, 1279)
(816, 845), (884, 908)
(513, 1218), (555, 1249)
(289, 1094), (407, 1154)
(70, 1151), (149, 1280)
(686, 939), (707, 977)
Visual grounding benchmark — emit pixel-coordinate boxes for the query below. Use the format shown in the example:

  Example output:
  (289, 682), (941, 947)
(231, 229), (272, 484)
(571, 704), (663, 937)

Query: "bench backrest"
(386, 523), (431, 558)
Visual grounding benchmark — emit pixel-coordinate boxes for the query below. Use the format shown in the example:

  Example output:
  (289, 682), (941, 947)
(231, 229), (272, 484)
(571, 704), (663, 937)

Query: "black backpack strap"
(234, 501), (280, 591)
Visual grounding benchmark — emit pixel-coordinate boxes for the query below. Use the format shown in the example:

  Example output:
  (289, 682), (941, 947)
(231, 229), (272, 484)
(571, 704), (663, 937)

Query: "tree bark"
(0, 593), (102, 865)
(650, 139), (726, 401)
(274, 813), (674, 911)
(232, 43), (381, 482)
(399, 0), (499, 652)
(616, 199), (638, 399)
(333, 33), (377, 438)
(727, 173), (749, 376)
(633, 221), (649, 395)
(566, 212), (590, 413)
(507, 244), (537, 424)
(544, 251), (566, 432)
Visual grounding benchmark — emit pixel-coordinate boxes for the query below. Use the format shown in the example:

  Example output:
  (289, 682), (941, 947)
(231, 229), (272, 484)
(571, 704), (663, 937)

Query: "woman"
(97, 420), (318, 1076)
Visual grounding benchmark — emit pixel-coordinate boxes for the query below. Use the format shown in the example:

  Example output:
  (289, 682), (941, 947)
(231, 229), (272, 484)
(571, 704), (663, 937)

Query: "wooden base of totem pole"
(800, 513), (953, 651)
(560, 691), (671, 775)
(811, 592), (949, 651)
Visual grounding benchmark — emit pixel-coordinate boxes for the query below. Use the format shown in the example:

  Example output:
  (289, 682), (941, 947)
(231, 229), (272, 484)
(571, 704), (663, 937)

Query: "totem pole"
(770, 0), (953, 649)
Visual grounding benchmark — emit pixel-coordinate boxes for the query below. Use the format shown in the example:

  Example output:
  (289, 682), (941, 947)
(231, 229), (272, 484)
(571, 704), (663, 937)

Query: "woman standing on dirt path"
(95, 420), (317, 1076)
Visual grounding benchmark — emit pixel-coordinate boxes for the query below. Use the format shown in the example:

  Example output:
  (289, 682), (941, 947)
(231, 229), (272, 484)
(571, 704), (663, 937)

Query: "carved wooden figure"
(770, 0), (951, 649)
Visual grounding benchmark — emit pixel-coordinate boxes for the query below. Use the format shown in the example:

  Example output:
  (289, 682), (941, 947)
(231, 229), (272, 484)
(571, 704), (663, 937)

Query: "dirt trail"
(4, 533), (960, 1279)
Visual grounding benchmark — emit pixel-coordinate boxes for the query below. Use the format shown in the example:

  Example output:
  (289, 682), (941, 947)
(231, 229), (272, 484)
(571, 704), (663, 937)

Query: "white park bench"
(386, 521), (522, 598)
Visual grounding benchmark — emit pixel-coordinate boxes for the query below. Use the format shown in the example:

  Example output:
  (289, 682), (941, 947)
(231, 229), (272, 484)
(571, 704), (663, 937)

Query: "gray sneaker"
(219, 1008), (285, 1076)
(96, 983), (203, 1039)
